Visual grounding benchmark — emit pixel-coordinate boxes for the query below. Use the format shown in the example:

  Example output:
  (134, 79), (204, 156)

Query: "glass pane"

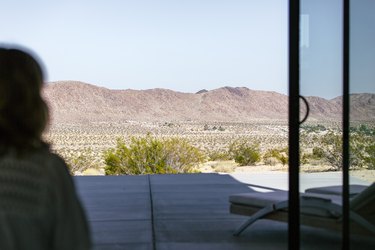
(350, 0), (375, 247)
(300, 0), (343, 247)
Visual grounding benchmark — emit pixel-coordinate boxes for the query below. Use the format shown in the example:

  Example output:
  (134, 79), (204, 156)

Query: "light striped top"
(0, 148), (91, 250)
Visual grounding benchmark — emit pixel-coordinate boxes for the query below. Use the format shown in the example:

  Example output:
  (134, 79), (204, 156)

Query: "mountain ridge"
(42, 81), (375, 124)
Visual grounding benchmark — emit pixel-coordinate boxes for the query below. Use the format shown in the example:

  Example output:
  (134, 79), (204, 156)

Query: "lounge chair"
(229, 183), (375, 236)
(305, 184), (368, 198)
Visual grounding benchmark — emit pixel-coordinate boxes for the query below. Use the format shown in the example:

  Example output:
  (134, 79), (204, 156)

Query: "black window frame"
(288, 0), (350, 249)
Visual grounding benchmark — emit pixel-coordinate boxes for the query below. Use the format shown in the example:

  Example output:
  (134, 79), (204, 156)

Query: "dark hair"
(0, 47), (49, 154)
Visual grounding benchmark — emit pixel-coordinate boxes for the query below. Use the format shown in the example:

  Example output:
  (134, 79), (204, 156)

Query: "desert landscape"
(42, 81), (375, 182)
(44, 120), (289, 172)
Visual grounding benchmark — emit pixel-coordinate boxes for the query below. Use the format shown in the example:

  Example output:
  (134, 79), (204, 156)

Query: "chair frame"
(231, 193), (375, 236)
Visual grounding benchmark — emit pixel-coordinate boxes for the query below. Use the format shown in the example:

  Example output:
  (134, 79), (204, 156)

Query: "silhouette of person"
(0, 46), (91, 250)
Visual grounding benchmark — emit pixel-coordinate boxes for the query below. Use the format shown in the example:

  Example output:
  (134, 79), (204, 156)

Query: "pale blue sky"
(301, 0), (375, 98)
(1, 0), (374, 98)
(1, 0), (287, 94)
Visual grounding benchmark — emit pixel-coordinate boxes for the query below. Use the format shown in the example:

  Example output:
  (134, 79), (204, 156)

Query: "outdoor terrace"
(75, 172), (374, 250)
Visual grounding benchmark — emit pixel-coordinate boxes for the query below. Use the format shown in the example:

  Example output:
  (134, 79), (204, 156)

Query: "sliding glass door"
(299, 0), (344, 248)
(290, 0), (374, 249)
(350, 1), (375, 248)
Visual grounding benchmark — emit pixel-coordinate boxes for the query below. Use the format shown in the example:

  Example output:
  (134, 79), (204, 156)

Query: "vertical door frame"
(288, 0), (351, 249)
(342, 0), (350, 248)
(288, 0), (301, 249)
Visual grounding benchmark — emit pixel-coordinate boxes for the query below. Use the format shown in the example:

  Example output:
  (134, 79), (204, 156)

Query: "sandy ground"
(350, 170), (375, 183)
(199, 160), (375, 183)
(80, 160), (375, 183)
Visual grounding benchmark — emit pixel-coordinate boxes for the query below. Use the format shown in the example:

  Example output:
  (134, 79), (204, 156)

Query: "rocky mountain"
(42, 81), (375, 124)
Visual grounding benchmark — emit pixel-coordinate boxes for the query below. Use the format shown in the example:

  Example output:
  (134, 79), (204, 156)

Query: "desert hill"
(43, 81), (375, 124)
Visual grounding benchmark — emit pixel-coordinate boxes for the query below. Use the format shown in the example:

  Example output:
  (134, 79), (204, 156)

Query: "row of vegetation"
(300, 124), (375, 171)
(62, 124), (374, 175)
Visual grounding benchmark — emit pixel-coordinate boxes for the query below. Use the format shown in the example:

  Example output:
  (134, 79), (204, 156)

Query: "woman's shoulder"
(27, 148), (75, 191)
(30, 147), (70, 173)
(0, 146), (72, 183)
(22, 146), (59, 163)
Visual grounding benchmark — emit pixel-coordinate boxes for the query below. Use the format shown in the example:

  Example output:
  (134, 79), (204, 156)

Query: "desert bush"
(318, 131), (343, 170)
(350, 125), (375, 169)
(218, 126), (225, 131)
(351, 124), (374, 136)
(208, 150), (231, 161)
(279, 150), (289, 166)
(211, 164), (235, 173)
(316, 126), (375, 170)
(263, 156), (279, 166)
(263, 149), (280, 166)
(300, 152), (309, 165)
(228, 140), (261, 166)
(63, 148), (101, 175)
(312, 147), (324, 159)
(263, 148), (288, 166)
(365, 144), (375, 169)
(163, 137), (205, 173)
(301, 124), (327, 133)
(104, 134), (205, 175)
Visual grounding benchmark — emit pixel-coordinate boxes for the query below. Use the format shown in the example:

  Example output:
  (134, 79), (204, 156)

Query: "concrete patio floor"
(74, 173), (374, 250)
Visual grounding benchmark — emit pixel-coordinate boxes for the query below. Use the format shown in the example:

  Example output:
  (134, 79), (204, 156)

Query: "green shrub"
(208, 150), (231, 161)
(263, 148), (288, 166)
(317, 127), (375, 170)
(163, 137), (205, 173)
(300, 152), (309, 165)
(350, 126), (375, 169)
(365, 144), (375, 169)
(229, 140), (261, 166)
(104, 134), (204, 175)
(301, 124), (327, 133)
(263, 156), (279, 166)
(318, 131), (343, 170)
(63, 148), (100, 175)
(312, 147), (324, 159)
(263, 149), (280, 166)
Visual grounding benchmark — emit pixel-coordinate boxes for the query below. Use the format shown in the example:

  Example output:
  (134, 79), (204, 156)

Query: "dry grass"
(200, 160), (238, 173)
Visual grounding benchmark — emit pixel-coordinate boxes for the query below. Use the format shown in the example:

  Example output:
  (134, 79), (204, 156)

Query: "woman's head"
(0, 46), (49, 154)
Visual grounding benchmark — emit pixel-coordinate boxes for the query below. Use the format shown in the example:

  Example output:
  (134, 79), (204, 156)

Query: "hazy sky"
(1, 0), (374, 98)
(300, 0), (375, 99)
